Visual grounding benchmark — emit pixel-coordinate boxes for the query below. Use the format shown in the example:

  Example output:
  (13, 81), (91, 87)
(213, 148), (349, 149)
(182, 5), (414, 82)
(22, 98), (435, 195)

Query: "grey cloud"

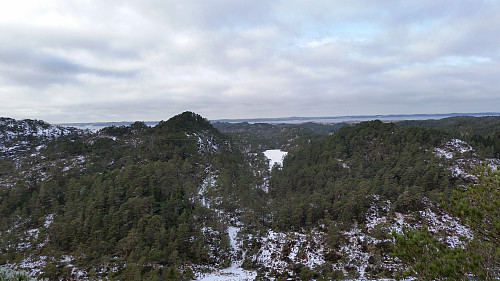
(132, 0), (276, 29)
(0, 47), (138, 87)
(1, 0), (499, 122)
(194, 0), (276, 29)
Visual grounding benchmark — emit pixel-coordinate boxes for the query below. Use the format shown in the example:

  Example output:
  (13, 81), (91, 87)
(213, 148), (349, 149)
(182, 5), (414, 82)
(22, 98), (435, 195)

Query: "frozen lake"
(263, 149), (288, 170)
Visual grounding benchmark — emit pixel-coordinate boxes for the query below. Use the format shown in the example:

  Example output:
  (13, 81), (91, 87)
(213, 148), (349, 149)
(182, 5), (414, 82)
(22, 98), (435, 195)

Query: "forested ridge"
(213, 121), (349, 152)
(268, 121), (456, 229)
(397, 116), (500, 158)
(0, 113), (499, 280)
(0, 112), (268, 280)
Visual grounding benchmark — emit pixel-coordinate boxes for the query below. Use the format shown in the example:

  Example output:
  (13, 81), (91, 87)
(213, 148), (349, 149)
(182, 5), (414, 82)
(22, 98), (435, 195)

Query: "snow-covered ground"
(263, 149), (287, 170)
(434, 138), (482, 181)
(195, 223), (257, 280)
(195, 170), (257, 281)
(434, 138), (474, 159)
(197, 267), (256, 281)
(251, 229), (327, 273)
(433, 138), (499, 182)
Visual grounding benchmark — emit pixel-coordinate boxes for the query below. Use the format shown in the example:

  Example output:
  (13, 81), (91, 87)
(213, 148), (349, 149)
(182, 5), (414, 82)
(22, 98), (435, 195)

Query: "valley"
(0, 113), (499, 280)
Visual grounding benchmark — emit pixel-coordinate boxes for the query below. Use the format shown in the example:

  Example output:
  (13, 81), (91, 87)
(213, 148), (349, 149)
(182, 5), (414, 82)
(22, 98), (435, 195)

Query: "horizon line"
(52, 112), (500, 126)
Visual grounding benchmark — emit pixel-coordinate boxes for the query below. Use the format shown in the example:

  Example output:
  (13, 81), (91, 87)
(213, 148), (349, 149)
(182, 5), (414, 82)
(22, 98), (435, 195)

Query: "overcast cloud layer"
(1, 0), (499, 123)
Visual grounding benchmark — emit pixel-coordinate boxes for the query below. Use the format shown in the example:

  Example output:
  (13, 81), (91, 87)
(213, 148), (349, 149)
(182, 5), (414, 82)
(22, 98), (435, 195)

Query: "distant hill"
(0, 117), (88, 161)
(59, 112), (500, 131)
(212, 112), (500, 124)
(397, 115), (500, 158)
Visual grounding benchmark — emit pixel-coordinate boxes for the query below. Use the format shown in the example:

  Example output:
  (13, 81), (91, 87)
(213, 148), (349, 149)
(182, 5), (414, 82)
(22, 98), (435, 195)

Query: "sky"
(0, 0), (499, 123)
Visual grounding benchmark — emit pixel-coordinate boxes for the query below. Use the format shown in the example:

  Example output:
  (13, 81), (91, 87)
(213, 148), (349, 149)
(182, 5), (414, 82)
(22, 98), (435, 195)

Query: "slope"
(0, 112), (269, 280)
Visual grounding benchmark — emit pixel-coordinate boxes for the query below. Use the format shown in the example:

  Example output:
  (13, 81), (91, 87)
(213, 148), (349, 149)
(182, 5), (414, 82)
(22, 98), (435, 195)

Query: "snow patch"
(433, 138), (489, 181)
(197, 225), (257, 280)
(337, 158), (350, 169)
(196, 267), (256, 281)
(199, 170), (217, 209)
(249, 229), (326, 273)
(17, 256), (47, 275)
(434, 147), (453, 159)
(419, 207), (473, 248)
(43, 214), (54, 228)
(434, 138), (474, 160)
(341, 224), (372, 278)
(263, 149), (287, 170)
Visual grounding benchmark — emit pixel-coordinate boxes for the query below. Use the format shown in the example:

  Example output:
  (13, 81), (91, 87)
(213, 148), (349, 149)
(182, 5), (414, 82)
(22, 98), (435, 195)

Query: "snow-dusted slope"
(240, 196), (473, 280)
(434, 138), (499, 181)
(195, 170), (258, 280)
(3, 116), (498, 280)
(0, 117), (88, 160)
(196, 225), (257, 281)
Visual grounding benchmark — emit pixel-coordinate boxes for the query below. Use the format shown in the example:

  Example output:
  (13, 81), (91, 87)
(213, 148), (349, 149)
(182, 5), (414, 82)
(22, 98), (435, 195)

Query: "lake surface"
(263, 149), (288, 170)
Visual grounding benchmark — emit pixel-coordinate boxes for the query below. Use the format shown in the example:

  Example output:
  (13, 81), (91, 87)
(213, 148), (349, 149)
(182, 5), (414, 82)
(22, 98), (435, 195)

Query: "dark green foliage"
(391, 167), (500, 280)
(155, 111), (214, 134)
(2, 114), (500, 279)
(269, 120), (455, 230)
(448, 166), (500, 279)
(449, 166), (499, 244)
(397, 116), (500, 158)
(391, 226), (482, 280)
(213, 121), (349, 152)
(0, 112), (265, 279)
(0, 158), (14, 176)
(99, 121), (150, 137)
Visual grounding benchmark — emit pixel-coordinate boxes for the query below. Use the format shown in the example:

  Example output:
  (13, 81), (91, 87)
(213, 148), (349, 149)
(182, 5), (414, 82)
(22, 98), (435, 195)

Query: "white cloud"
(0, 0), (499, 122)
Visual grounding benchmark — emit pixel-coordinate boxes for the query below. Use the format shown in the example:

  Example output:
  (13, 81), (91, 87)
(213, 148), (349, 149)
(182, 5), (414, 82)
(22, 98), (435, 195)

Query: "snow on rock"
(390, 212), (413, 234)
(448, 139), (474, 153)
(0, 117), (88, 161)
(227, 226), (240, 256)
(341, 223), (372, 278)
(366, 194), (391, 231)
(448, 157), (500, 182)
(194, 164), (258, 280)
(17, 256), (47, 276)
(380, 199), (473, 246)
(187, 132), (222, 153)
(485, 158), (500, 171)
(196, 266), (256, 281)
(434, 147), (453, 159)
(43, 214), (54, 228)
(199, 195), (476, 280)
(197, 225), (257, 281)
(15, 214), (55, 251)
(263, 149), (287, 170)
(362, 195), (474, 277)
(448, 164), (476, 181)
(198, 169), (218, 209)
(434, 138), (474, 160)
(433, 138), (490, 181)
(249, 229), (326, 273)
(419, 207), (473, 248)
